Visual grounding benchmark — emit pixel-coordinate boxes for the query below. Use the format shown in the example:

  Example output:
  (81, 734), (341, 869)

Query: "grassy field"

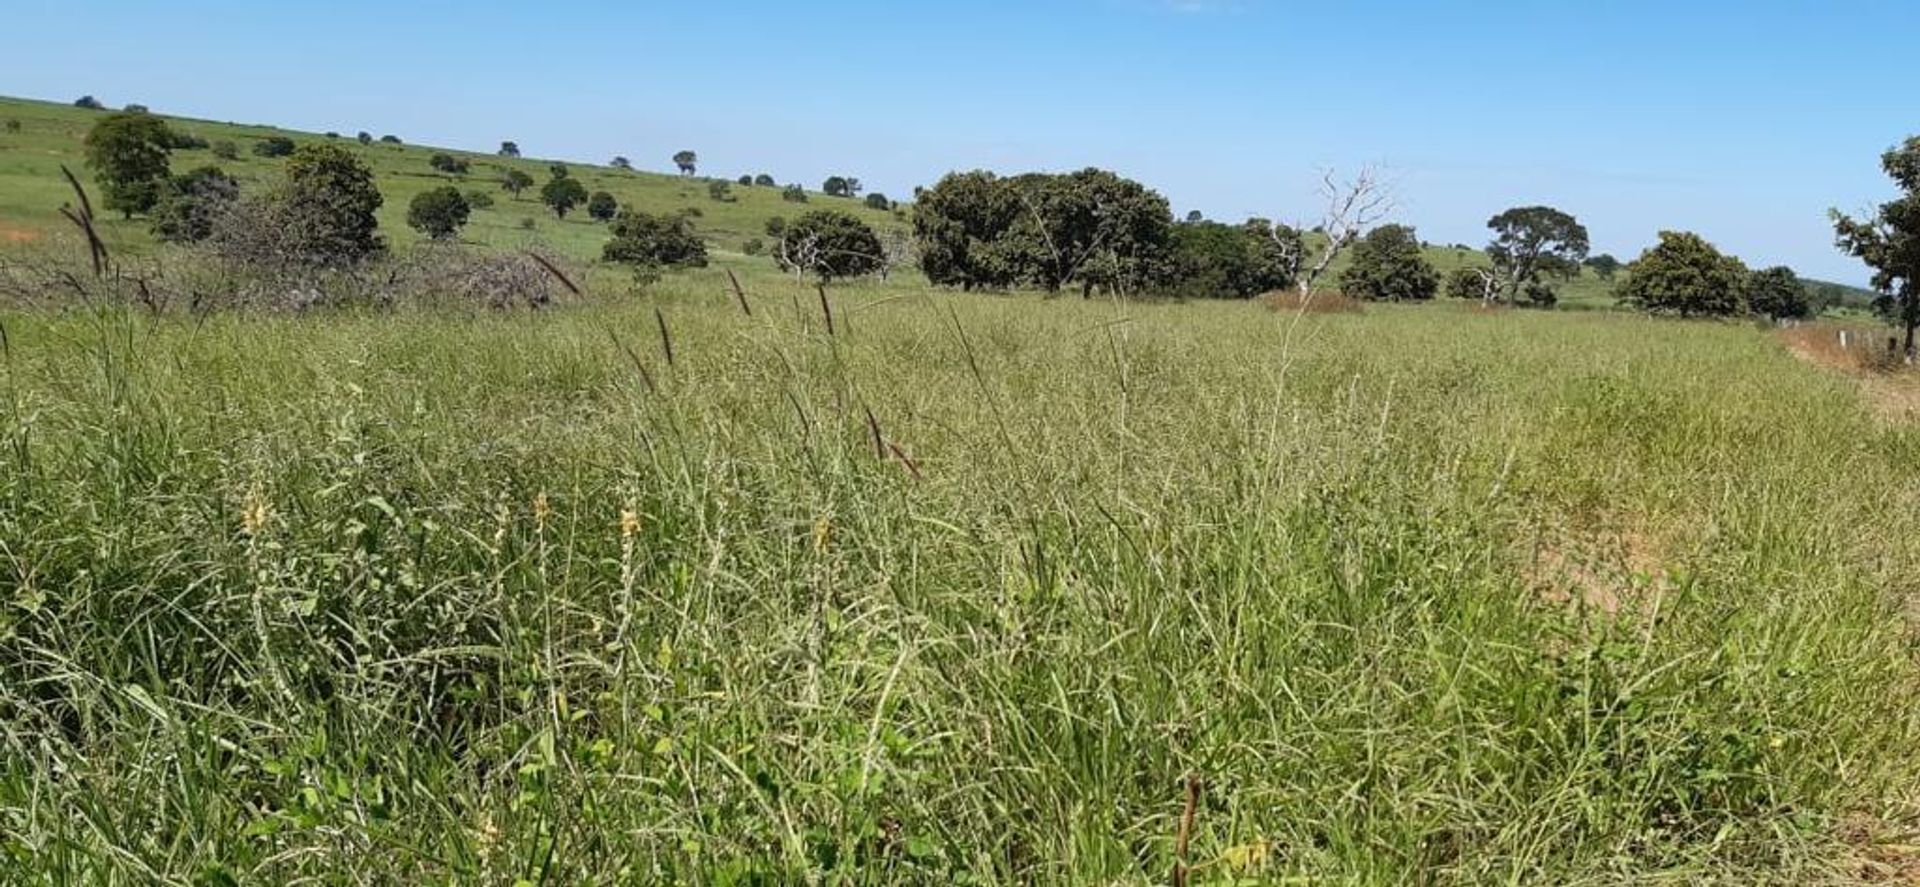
(2, 264), (1919, 881)
(0, 95), (906, 264)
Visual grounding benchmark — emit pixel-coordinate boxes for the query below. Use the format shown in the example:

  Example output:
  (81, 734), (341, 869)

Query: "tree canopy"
(541, 176), (588, 218)
(1486, 206), (1589, 305)
(406, 186), (470, 240)
(1746, 266), (1812, 321)
(1616, 231), (1747, 317)
(1833, 136), (1920, 353)
(82, 112), (176, 217)
(279, 143), (385, 265)
(672, 150), (697, 175)
(776, 210), (885, 281)
(1341, 224), (1439, 301)
(603, 211), (709, 268)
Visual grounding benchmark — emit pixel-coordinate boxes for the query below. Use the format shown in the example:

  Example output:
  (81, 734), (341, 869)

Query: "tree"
(83, 112), (176, 217)
(1340, 224), (1438, 301)
(1446, 265), (1501, 302)
(278, 143), (385, 265)
(252, 136), (296, 158)
(356, 131), (373, 145)
(1157, 220), (1292, 299)
(1485, 206), (1588, 305)
(1746, 266), (1811, 321)
(864, 193), (891, 211)
(1004, 168), (1172, 296)
(603, 211), (709, 268)
(765, 216), (787, 238)
(379, 135), (402, 144)
(913, 170), (1024, 290)
(737, 174), (754, 186)
(541, 176), (588, 218)
(672, 150), (698, 175)
(1616, 231), (1748, 317)
(501, 169), (534, 199)
(823, 176), (863, 198)
(499, 141), (520, 157)
(406, 185), (471, 239)
(1185, 210), (1204, 223)
(587, 190), (618, 222)
(708, 180), (734, 202)
(1584, 253), (1621, 281)
(754, 174), (776, 187)
(151, 165), (239, 243)
(464, 189), (495, 210)
(610, 156), (633, 171)
(429, 153), (470, 175)
(1833, 136), (1920, 355)
(781, 184), (808, 203)
(75, 95), (106, 110)
(124, 103), (149, 114)
(548, 162), (569, 180)
(776, 209), (884, 281)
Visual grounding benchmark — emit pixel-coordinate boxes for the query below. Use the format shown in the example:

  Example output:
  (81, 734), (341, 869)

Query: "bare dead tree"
(877, 229), (915, 282)
(1271, 165), (1396, 299)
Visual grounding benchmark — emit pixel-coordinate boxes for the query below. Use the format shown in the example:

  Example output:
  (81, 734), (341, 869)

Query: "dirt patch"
(1778, 325), (1920, 422)
(0, 226), (41, 244)
(1525, 522), (1670, 617)
(1839, 813), (1920, 884)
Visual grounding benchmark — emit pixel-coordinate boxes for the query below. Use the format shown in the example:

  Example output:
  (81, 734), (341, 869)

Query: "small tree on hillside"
(75, 95), (106, 110)
(707, 180), (734, 202)
(1584, 253), (1621, 281)
(1746, 266), (1812, 321)
(1616, 231), (1748, 317)
(823, 176), (863, 198)
(498, 141), (520, 157)
(151, 165), (240, 243)
(610, 156), (633, 171)
(754, 174), (776, 187)
(407, 186), (471, 239)
(253, 136), (296, 158)
(737, 174), (754, 186)
(587, 190), (618, 222)
(603, 211), (709, 268)
(82, 111), (176, 217)
(279, 143), (385, 265)
(777, 209), (885, 281)
(1833, 136), (1920, 355)
(672, 150), (698, 175)
(1486, 205), (1588, 306)
(356, 131), (373, 145)
(501, 169), (534, 199)
(1340, 224), (1438, 301)
(548, 162), (569, 180)
(864, 193), (891, 211)
(379, 135), (402, 144)
(541, 176), (588, 218)
(782, 184), (808, 203)
(429, 153), (470, 175)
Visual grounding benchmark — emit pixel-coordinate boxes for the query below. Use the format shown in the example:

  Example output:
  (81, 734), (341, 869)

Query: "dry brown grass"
(1838, 813), (1920, 884)
(1261, 289), (1362, 314)
(1778, 324), (1920, 422)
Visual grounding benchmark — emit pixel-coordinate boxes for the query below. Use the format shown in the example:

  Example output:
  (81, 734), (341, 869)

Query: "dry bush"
(1260, 289), (1361, 314)
(1778, 323), (1906, 374)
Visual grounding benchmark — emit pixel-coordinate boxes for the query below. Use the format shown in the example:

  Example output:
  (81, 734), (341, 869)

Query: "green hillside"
(0, 95), (904, 263)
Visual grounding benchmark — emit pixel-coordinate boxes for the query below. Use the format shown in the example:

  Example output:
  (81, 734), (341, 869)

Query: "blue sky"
(3, 0), (1912, 284)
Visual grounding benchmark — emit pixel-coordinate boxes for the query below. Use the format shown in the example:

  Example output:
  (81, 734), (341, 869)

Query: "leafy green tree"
(501, 169), (534, 199)
(1004, 168), (1172, 296)
(1584, 253), (1621, 281)
(913, 170), (1023, 290)
(463, 188), (495, 210)
(1242, 218), (1304, 293)
(776, 209), (884, 281)
(672, 150), (698, 175)
(548, 162), (569, 180)
(429, 153), (470, 175)
(406, 186), (470, 239)
(1157, 220), (1291, 299)
(737, 174), (754, 186)
(279, 143), (385, 265)
(82, 112), (176, 217)
(708, 180), (734, 202)
(1185, 210), (1204, 223)
(3, 119), (19, 133)
(541, 176), (588, 218)
(587, 190), (618, 222)
(765, 216), (787, 237)
(1833, 136), (1920, 354)
(1340, 224), (1439, 301)
(1486, 206), (1588, 305)
(356, 131), (373, 145)
(1445, 265), (1500, 301)
(379, 134), (402, 144)
(754, 174), (776, 187)
(75, 95), (105, 110)
(603, 211), (709, 268)
(498, 141), (520, 157)
(864, 193), (891, 211)
(150, 165), (239, 243)
(1616, 231), (1748, 316)
(252, 136), (296, 158)
(823, 176), (863, 198)
(124, 103), (149, 114)
(1746, 266), (1811, 321)
(781, 184), (808, 203)
(610, 156), (633, 171)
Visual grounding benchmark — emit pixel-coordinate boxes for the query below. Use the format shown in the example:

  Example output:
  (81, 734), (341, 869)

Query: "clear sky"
(3, 0), (1912, 284)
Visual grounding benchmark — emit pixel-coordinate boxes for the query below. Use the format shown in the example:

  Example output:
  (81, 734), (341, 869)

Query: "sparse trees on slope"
(1486, 205), (1588, 306)
(777, 209), (885, 281)
(407, 186), (471, 240)
(82, 112), (176, 217)
(603, 211), (709, 268)
(1340, 224), (1438, 301)
(672, 150), (697, 175)
(501, 169), (534, 199)
(541, 176), (588, 218)
(587, 190), (618, 222)
(498, 141), (520, 157)
(1833, 136), (1920, 355)
(1616, 231), (1747, 317)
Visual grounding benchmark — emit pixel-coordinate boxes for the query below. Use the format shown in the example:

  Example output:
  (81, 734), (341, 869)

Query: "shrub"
(549, 162), (569, 180)
(463, 189), (495, 210)
(587, 190), (618, 222)
(429, 153), (470, 175)
(2, 119), (19, 133)
(379, 135), (402, 144)
(540, 176), (588, 218)
(518, 216), (536, 231)
(407, 186), (471, 240)
(781, 184), (808, 203)
(765, 217), (787, 237)
(211, 140), (239, 160)
(356, 131), (373, 145)
(124, 103), (149, 114)
(1746, 266), (1811, 321)
(742, 238), (765, 256)
(776, 209), (884, 281)
(252, 136), (296, 158)
(324, 131), (340, 139)
(83, 112), (176, 217)
(168, 131), (210, 150)
(276, 143), (384, 265)
(754, 174), (776, 187)
(151, 165), (240, 243)
(707, 180), (734, 202)
(864, 193), (891, 211)
(74, 95), (105, 110)
(736, 174), (753, 186)
(603, 211), (709, 268)
(1340, 224), (1439, 301)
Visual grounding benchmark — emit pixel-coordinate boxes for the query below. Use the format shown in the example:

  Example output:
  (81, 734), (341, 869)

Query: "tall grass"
(1, 271), (1917, 882)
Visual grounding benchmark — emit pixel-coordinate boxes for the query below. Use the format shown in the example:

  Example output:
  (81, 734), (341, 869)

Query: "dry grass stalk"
(1262, 289), (1361, 314)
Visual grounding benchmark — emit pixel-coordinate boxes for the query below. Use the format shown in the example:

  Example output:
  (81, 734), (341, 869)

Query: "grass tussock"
(1, 267), (1919, 882)
(1262, 288), (1362, 314)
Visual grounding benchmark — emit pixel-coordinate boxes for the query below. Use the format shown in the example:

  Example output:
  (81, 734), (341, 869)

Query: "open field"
(3, 263), (1920, 880)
